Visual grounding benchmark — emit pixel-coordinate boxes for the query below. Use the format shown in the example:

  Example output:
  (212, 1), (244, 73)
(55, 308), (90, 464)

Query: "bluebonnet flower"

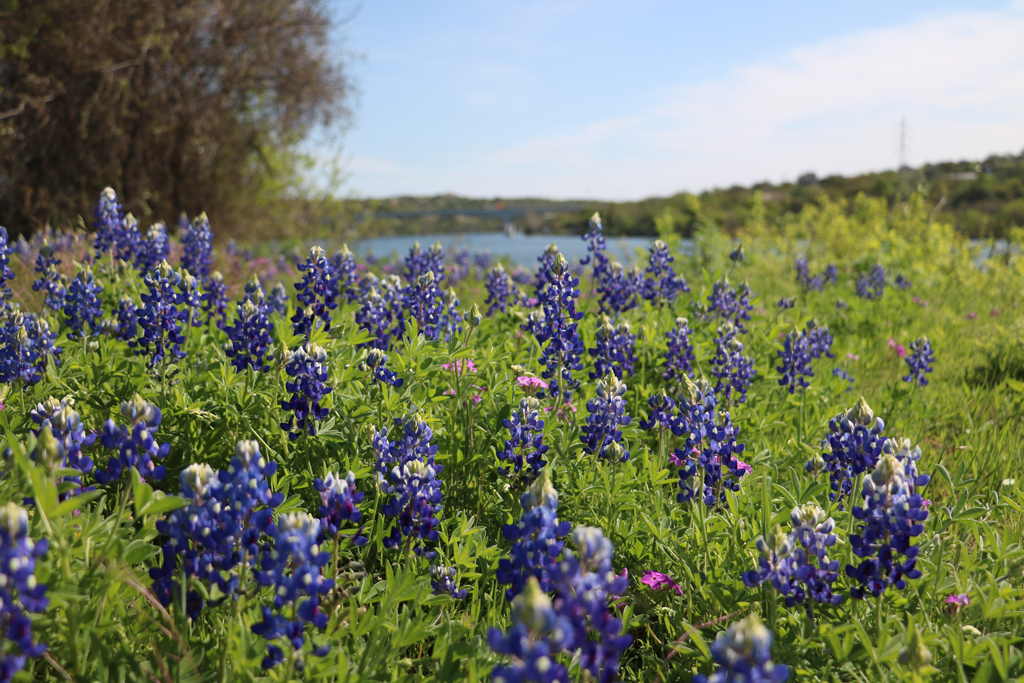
(0, 311), (61, 385)
(638, 390), (676, 433)
(485, 264), (521, 316)
(902, 336), (935, 386)
(132, 260), (186, 366)
(375, 415), (444, 558)
(151, 441), (283, 614)
(894, 274), (912, 290)
(692, 615), (790, 683)
(224, 293), (275, 373)
(0, 502), (51, 679)
(356, 281), (402, 350)
(32, 240), (66, 312)
(431, 565), (468, 599)
(0, 226), (16, 303)
(473, 250), (492, 276)
(703, 279), (753, 332)
(361, 348), (404, 388)
(201, 272), (229, 329)
(511, 266), (533, 286)
(177, 269), (203, 327)
(136, 221), (170, 274)
(532, 244), (560, 302)
(490, 521), (632, 683)
(404, 241), (446, 283)
(643, 240), (688, 305)
(405, 270), (443, 340)
(330, 245), (360, 303)
(498, 397), (549, 485)
(63, 265), (104, 340)
(588, 315), (636, 380)
(777, 297), (795, 310)
(729, 244), (745, 263)
(92, 187), (126, 260)
(856, 264), (886, 300)
(777, 328), (814, 394)
(95, 394), (169, 483)
(742, 504), (842, 609)
(663, 317), (696, 388)
(599, 262), (642, 314)
(581, 212), (610, 287)
(292, 246), (337, 338)
(794, 256), (836, 292)
(252, 510), (335, 670)
(674, 378), (749, 507)
(451, 248), (471, 282)
(535, 254), (585, 404)
(496, 469), (572, 600)
(835, 299), (848, 310)
(711, 322), (756, 405)
(280, 342), (333, 440)
(181, 212), (214, 280)
(846, 438), (930, 599)
(29, 397), (96, 478)
(488, 577), (571, 683)
(832, 367), (855, 391)
(580, 375), (632, 462)
(268, 282), (289, 316)
(314, 470), (367, 545)
(811, 397), (886, 502)
(439, 286), (463, 340)
(113, 295), (138, 342)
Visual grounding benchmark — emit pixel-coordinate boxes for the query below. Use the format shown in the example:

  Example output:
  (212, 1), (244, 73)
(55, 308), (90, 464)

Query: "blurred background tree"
(0, 0), (350, 237)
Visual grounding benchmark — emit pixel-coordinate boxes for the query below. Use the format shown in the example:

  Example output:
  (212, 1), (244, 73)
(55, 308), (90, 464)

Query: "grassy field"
(1, 191), (1024, 682)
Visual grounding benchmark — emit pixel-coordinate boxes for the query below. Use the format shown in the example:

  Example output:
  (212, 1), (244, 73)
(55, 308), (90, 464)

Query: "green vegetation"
(2, 193), (1024, 682)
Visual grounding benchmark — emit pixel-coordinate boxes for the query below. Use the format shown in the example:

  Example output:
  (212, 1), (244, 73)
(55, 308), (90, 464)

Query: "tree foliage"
(0, 0), (349, 235)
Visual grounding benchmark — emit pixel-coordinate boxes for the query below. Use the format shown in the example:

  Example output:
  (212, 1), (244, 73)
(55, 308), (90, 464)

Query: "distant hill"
(353, 151), (1024, 239)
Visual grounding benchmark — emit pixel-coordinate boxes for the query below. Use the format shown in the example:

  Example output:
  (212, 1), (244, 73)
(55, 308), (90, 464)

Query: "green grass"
(3, 199), (1024, 682)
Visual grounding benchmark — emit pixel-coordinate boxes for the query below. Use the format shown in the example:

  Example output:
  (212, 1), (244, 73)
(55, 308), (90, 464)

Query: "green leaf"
(52, 490), (102, 518)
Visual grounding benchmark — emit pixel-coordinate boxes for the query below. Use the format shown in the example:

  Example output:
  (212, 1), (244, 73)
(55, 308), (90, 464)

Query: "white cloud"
(352, 4), (1024, 198)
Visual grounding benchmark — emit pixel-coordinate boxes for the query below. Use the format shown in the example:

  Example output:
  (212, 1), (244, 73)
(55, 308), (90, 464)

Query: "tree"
(0, 0), (350, 236)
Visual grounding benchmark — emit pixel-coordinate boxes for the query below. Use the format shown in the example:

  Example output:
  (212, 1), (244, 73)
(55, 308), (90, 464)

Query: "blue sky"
(318, 0), (1024, 199)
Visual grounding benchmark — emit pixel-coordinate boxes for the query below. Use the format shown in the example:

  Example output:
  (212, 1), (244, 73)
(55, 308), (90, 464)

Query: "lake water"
(350, 231), (665, 268)
(349, 232), (1011, 270)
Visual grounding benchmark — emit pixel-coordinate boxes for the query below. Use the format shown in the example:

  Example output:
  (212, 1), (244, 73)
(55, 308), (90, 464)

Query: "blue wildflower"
(580, 375), (632, 462)
(292, 246), (337, 338)
(711, 322), (757, 405)
(532, 244), (560, 303)
(224, 294), (275, 373)
(376, 415), (444, 558)
(136, 221), (170, 274)
(405, 271), (443, 341)
(201, 272), (229, 329)
(330, 245), (360, 303)
(812, 397), (886, 502)
(663, 317), (696, 389)
(268, 282), (289, 316)
(181, 212), (214, 280)
(361, 348), (404, 388)
(902, 336), (935, 386)
(535, 254), (584, 404)
(280, 342), (333, 441)
(693, 615), (790, 683)
(0, 502), (51, 679)
(63, 265), (104, 340)
(431, 565), (468, 599)
(588, 315), (636, 380)
(643, 239), (688, 305)
(32, 240), (66, 312)
(95, 394), (169, 483)
(314, 470), (367, 545)
(856, 264), (886, 300)
(133, 260), (186, 366)
(846, 439), (930, 599)
(498, 397), (549, 485)
(485, 264), (520, 316)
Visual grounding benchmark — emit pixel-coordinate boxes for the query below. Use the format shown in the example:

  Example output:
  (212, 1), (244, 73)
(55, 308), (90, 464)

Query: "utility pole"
(899, 117), (907, 170)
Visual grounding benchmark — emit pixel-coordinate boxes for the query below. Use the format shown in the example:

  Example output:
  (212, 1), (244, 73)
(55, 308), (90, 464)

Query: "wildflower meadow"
(1, 188), (1024, 682)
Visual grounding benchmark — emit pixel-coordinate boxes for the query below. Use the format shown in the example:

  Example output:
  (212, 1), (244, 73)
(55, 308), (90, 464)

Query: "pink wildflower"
(516, 376), (548, 395)
(990, 309), (1001, 317)
(735, 460), (753, 475)
(965, 311), (978, 320)
(888, 338), (907, 358)
(945, 593), (970, 616)
(847, 353), (860, 361)
(441, 359), (477, 375)
(912, 297), (929, 307)
(641, 571), (683, 596)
